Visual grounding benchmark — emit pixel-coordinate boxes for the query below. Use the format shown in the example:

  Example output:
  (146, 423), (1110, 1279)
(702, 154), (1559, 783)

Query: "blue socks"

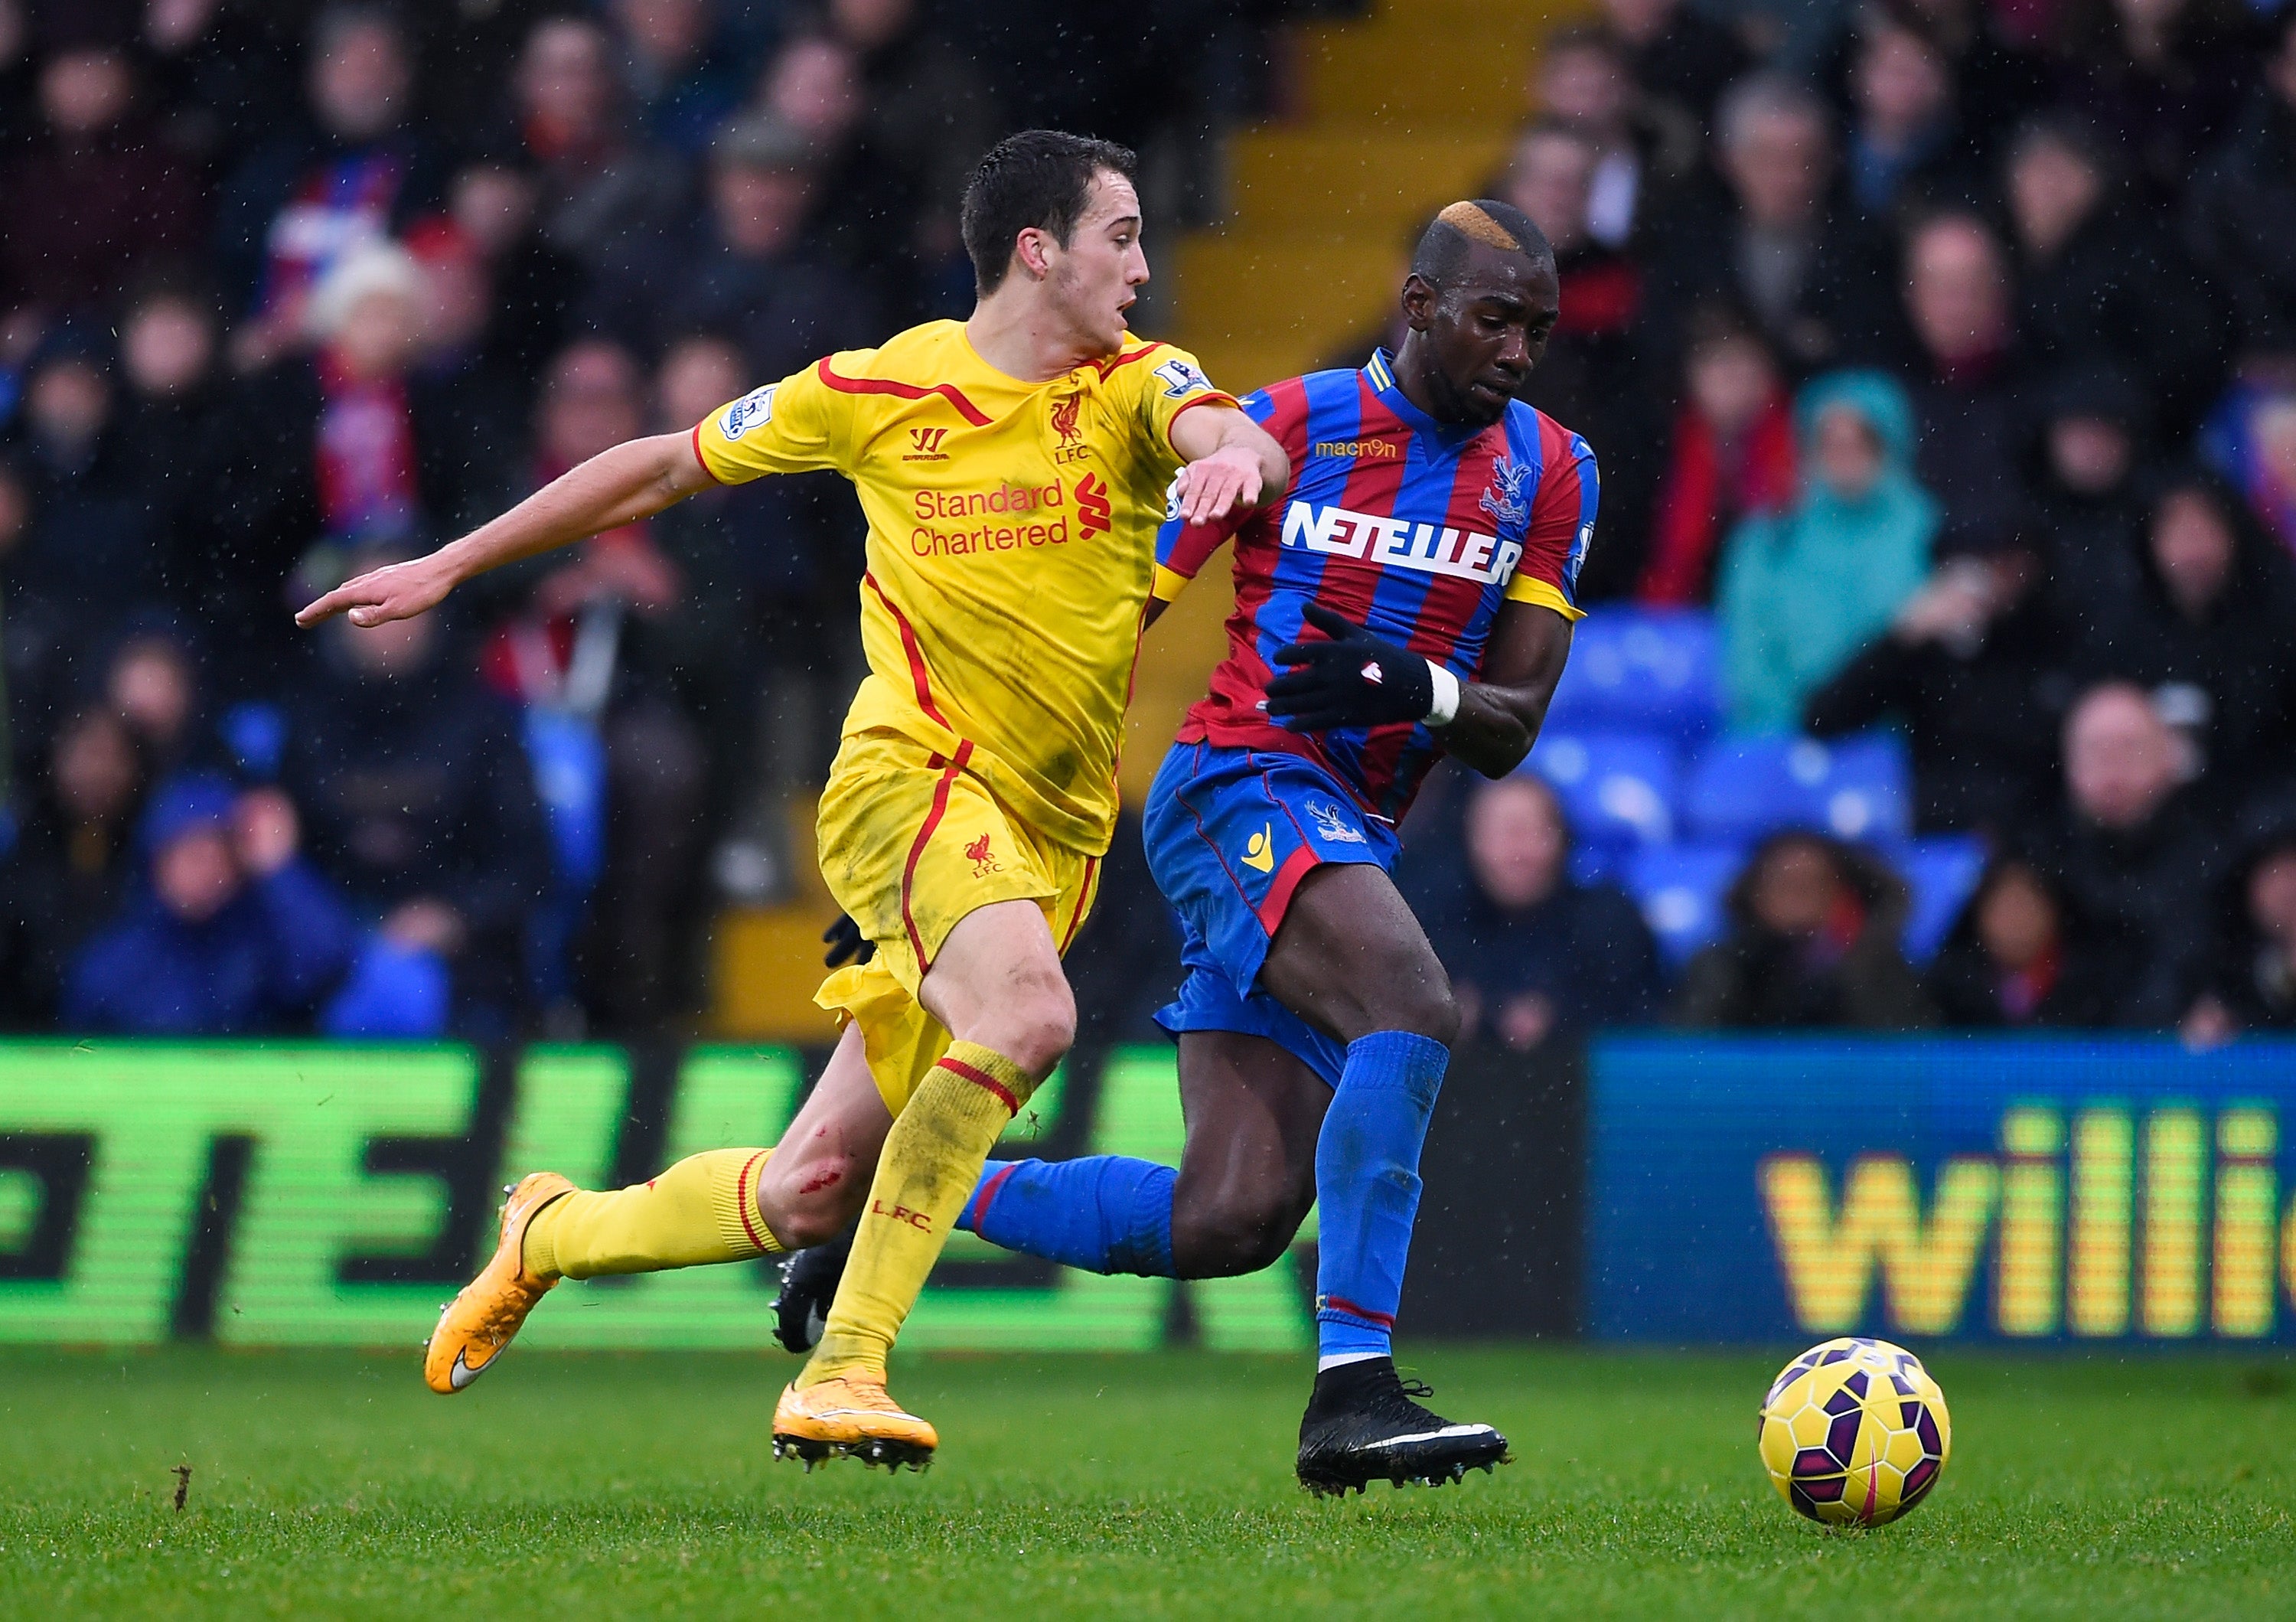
(1313, 1030), (1449, 1365)
(959, 1154), (1176, 1277)
(956, 1027), (1449, 1356)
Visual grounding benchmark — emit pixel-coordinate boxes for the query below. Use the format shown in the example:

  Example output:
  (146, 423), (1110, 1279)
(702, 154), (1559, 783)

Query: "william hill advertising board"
(1587, 1037), (2296, 1344)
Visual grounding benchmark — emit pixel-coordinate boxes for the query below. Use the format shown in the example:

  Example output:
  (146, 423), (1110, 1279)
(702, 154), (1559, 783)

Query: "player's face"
(1418, 251), (1561, 427)
(1045, 170), (1150, 357)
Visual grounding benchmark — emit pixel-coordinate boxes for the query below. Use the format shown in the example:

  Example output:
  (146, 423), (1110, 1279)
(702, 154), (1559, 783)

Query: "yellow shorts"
(813, 729), (1102, 1114)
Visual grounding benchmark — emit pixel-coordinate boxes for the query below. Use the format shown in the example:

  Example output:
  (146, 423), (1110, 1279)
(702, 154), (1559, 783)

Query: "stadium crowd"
(2, 0), (2294, 1048)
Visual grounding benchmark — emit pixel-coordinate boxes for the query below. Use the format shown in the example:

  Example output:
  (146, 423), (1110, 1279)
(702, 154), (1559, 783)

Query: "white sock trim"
(1317, 1350), (1388, 1372)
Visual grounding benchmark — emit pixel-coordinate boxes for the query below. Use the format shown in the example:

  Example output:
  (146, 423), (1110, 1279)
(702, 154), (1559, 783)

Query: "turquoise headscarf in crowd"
(1717, 370), (1939, 733)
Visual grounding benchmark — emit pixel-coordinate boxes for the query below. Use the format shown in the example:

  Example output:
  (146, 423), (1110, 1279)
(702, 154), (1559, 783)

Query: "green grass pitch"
(2, 1346), (2293, 1620)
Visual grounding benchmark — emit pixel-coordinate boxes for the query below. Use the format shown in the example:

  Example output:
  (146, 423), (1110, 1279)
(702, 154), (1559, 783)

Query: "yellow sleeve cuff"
(1150, 564), (1194, 603)
(1504, 575), (1586, 620)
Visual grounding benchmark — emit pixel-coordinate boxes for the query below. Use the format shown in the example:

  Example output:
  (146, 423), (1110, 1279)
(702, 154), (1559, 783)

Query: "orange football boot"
(771, 1376), (938, 1471)
(422, 1172), (574, 1394)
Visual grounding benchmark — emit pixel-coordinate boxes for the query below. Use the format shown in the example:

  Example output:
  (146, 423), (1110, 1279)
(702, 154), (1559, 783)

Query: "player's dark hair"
(960, 129), (1139, 295)
(1409, 200), (1554, 291)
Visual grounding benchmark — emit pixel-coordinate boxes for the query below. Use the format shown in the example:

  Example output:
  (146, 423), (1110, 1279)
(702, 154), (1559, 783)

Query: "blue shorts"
(1142, 740), (1401, 1088)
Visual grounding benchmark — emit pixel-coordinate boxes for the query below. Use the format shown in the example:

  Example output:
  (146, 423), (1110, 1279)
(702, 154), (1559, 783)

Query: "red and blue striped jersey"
(1153, 350), (1596, 824)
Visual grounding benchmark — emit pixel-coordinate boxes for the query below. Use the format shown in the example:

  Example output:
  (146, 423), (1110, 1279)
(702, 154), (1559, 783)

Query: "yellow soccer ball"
(1757, 1336), (1951, 1527)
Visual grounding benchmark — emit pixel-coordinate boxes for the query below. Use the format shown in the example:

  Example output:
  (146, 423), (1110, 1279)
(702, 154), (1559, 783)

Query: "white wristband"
(1425, 660), (1461, 726)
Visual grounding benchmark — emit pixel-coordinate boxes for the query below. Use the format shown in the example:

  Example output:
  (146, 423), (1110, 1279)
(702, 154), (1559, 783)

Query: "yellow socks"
(521, 1147), (781, 1280)
(798, 1043), (1032, 1386)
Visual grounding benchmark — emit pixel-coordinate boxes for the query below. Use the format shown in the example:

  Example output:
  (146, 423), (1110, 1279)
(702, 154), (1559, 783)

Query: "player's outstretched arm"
(294, 432), (716, 629)
(1168, 404), (1288, 527)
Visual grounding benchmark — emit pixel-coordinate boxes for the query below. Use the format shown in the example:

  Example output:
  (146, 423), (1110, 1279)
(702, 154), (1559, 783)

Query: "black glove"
(822, 914), (875, 968)
(1264, 603), (1435, 732)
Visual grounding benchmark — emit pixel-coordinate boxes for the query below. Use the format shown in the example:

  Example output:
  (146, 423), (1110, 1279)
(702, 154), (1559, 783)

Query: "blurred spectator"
(1926, 855), (2128, 1024)
(1637, 308), (1796, 605)
(1502, 119), (1658, 598)
(2003, 114), (2228, 437)
(1599, 0), (1752, 127)
(584, 116), (879, 377)
(506, 13), (688, 272)
(1897, 211), (2024, 543)
(113, 280), (232, 609)
(214, 5), (446, 363)
(1652, 73), (1900, 374)
(827, 0), (997, 315)
(1528, 24), (1702, 255)
(1843, 12), (1977, 217)
(2185, 8), (2296, 375)
(1718, 369), (1939, 732)
(7, 331), (172, 644)
(2021, 363), (2151, 649)
(282, 573), (550, 1037)
(103, 630), (207, 781)
(0, 707), (145, 1023)
(442, 158), (582, 378)
(471, 341), (705, 1026)
(2016, 681), (2225, 1023)
(139, 0), (302, 175)
(64, 773), (360, 1034)
(2183, 827), (2296, 1039)
(1675, 831), (1937, 1028)
(1805, 539), (2066, 835)
(2076, 471), (2296, 811)
(1880, 0), (2050, 152)
(609, 0), (748, 156)
(2049, 0), (2262, 198)
(1, 34), (203, 325)
(1432, 775), (1663, 1049)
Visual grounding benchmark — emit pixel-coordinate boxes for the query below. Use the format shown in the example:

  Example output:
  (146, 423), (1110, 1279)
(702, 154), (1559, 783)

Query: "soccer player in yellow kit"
(296, 130), (1287, 1468)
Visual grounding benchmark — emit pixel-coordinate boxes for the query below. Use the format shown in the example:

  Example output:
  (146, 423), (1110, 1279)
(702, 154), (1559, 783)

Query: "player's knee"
(973, 974), (1076, 1079)
(1360, 975), (1459, 1048)
(758, 1153), (866, 1248)
(1174, 1186), (1312, 1279)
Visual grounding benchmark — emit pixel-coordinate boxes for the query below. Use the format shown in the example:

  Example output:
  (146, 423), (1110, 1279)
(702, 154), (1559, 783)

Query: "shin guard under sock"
(1313, 1030), (1448, 1364)
(520, 1147), (779, 1279)
(800, 1042), (1035, 1385)
(959, 1156), (1177, 1276)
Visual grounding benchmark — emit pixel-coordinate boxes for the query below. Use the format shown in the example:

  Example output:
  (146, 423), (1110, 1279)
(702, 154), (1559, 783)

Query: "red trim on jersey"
(1256, 844), (1319, 935)
(899, 740), (973, 969)
(815, 357), (991, 426)
(689, 422), (725, 485)
(863, 570), (950, 728)
(734, 1150), (771, 1251)
(937, 1055), (1020, 1116)
(1091, 341), (1166, 379)
(1162, 389), (1242, 455)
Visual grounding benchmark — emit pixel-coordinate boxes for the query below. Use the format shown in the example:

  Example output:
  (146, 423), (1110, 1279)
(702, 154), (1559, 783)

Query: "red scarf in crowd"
(1636, 392), (1797, 606)
(314, 349), (419, 539)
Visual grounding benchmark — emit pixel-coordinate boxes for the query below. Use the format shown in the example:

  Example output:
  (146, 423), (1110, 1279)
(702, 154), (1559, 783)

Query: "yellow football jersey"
(693, 319), (1235, 855)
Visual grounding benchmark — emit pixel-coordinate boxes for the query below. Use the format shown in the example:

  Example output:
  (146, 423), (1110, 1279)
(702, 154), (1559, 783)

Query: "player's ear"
(1013, 226), (1055, 282)
(1401, 273), (1437, 333)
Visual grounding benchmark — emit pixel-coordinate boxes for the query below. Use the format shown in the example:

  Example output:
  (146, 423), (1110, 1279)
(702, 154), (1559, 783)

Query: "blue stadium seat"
(1890, 835), (1988, 965)
(1543, 609), (1723, 742)
(220, 700), (288, 781)
(1684, 734), (1911, 844)
(523, 707), (608, 1007)
(1623, 842), (1746, 968)
(1526, 730), (1681, 851)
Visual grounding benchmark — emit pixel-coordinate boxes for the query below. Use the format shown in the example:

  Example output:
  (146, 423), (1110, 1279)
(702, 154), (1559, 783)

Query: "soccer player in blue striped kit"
(793, 198), (1593, 1493)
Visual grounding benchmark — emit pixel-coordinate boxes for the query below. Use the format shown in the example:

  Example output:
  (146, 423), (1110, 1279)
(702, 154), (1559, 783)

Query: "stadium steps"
(711, 1), (1575, 1038)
